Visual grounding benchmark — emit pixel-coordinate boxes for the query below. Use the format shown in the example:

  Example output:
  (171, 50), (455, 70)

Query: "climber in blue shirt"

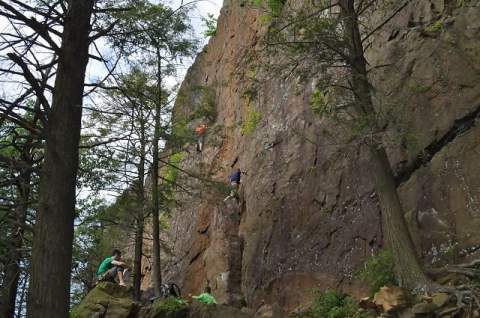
(224, 168), (242, 202)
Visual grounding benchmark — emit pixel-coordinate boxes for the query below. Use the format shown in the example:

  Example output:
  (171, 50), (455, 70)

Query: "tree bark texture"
(133, 108), (147, 301)
(27, 1), (94, 316)
(133, 215), (144, 300)
(151, 48), (162, 297)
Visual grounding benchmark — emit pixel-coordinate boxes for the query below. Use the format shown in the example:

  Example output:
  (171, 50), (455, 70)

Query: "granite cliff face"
(142, 1), (480, 316)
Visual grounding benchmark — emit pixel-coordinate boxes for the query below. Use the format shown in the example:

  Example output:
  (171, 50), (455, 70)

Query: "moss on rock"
(70, 282), (137, 318)
(148, 298), (189, 318)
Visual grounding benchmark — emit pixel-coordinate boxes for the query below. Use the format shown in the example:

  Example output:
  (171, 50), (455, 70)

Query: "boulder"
(411, 302), (438, 315)
(374, 286), (409, 312)
(188, 302), (252, 318)
(431, 293), (450, 308)
(70, 282), (137, 318)
(147, 298), (189, 318)
(255, 304), (273, 318)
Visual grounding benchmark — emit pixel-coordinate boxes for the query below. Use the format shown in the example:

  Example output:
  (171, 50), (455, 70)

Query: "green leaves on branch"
(310, 88), (335, 117)
(356, 250), (397, 295)
(110, 0), (198, 63)
(202, 13), (217, 37)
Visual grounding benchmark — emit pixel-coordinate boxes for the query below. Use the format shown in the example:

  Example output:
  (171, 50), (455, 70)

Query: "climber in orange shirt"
(195, 123), (207, 152)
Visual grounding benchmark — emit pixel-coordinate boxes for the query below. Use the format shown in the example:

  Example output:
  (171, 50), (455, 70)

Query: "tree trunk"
(151, 48), (162, 297)
(27, 1), (94, 317)
(368, 146), (431, 289)
(133, 106), (147, 301)
(133, 214), (144, 300)
(0, 170), (30, 318)
(338, 0), (431, 290)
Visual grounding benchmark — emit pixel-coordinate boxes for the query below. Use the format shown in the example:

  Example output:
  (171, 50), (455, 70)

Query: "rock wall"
(143, 1), (480, 316)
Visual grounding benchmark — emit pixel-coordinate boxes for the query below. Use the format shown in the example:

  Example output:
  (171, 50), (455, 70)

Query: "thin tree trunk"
(151, 48), (162, 297)
(368, 146), (431, 289)
(133, 215), (144, 300)
(27, 1), (94, 317)
(338, 0), (431, 290)
(0, 170), (30, 318)
(133, 106), (147, 301)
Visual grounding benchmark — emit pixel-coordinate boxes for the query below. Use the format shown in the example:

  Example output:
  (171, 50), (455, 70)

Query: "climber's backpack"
(160, 283), (181, 298)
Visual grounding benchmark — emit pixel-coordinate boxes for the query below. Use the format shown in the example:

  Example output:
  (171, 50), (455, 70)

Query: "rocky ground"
(72, 281), (480, 318)
(70, 282), (252, 318)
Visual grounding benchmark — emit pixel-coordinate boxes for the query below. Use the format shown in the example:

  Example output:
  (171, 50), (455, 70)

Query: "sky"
(182, 0), (223, 36)
(0, 0), (224, 98)
(164, 0), (224, 84)
(84, 0), (224, 93)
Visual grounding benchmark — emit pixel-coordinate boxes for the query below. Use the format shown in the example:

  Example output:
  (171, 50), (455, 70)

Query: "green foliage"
(171, 119), (195, 148)
(267, 0), (286, 16)
(151, 297), (188, 315)
(159, 213), (171, 230)
(424, 20), (444, 33)
(164, 152), (184, 185)
(111, 0), (198, 60)
(72, 195), (138, 306)
(241, 105), (262, 135)
(252, 0), (286, 16)
(243, 87), (258, 100)
(357, 250), (397, 295)
(296, 290), (372, 318)
(161, 151), (185, 208)
(310, 88), (334, 116)
(192, 86), (217, 122)
(202, 13), (217, 37)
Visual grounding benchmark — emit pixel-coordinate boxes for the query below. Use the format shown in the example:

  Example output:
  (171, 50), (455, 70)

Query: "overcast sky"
(84, 0), (224, 90)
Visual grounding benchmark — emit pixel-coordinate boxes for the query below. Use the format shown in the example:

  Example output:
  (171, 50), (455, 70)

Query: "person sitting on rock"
(195, 123), (207, 152)
(192, 286), (217, 305)
(224, 168), (241, 202)
(97, 249), (130, 287)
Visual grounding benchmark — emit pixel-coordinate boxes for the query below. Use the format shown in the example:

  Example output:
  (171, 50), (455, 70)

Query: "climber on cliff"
(96, 249), (130, 287)
(195, 123), (207, 152)
(192, 286), (217, 305)
(224, 167), (242, 202)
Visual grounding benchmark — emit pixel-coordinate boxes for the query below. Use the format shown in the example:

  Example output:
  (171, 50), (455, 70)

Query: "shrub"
(296, 290), (372, 318)
(163, 152), (185, 203)
(267, 0), (286, 16)
(310, 88), (333, 116)
(241, 106), (262, 135)
(151, 297), (188, 315)
(164, 152), (184, 185)
(357, 250), (397, 295)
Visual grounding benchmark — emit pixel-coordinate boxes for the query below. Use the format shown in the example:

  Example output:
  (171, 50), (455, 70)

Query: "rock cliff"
(142, 1), (480, 316)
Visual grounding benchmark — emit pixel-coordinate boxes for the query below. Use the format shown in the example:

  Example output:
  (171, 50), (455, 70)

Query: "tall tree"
(260, 0), (430, 290)
(0, 120), (38, 318)
(112, 1), (197, 296)
(27, 1), (95, 316)
(0, 0), (145, 314)
(338, 0), (430, 290)
(113, 69), (156, 300)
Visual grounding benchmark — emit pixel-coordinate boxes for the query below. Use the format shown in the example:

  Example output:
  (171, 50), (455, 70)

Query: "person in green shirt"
(192, 286), (217, 305)
(97, 249), (130, 286)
